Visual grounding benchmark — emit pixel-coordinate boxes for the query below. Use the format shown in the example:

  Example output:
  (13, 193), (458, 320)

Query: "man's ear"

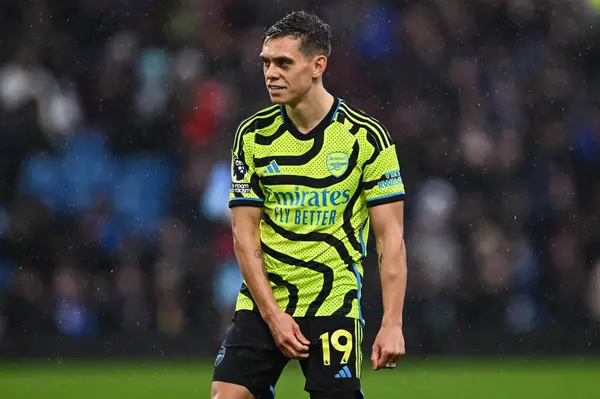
(312, 55), (328, 79)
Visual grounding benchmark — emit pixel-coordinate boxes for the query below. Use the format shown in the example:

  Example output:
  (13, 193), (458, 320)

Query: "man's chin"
(268, 91), (294, 105)
(269, 96), (287, 105)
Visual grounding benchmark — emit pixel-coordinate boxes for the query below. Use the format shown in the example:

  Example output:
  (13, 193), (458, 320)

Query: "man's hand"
(265, 311), (310, 359)
(370, 325), (405, 370)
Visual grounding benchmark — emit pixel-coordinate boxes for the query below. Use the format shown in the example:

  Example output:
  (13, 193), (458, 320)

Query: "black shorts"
(212, 310), (365, 399)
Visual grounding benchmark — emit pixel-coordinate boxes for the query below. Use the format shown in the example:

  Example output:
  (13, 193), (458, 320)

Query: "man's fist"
(371, 325), (405, 370)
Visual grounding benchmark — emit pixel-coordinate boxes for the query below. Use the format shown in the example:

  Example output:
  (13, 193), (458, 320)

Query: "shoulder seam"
(339, 102), (392, 149)
(233, 105), (281, 154)
(338, 105), (382, 151)
(338, 103), (386, 151)
(340, 101), (392, 146)
(366, 130), (382, 152)
(240, 105), (280, 127)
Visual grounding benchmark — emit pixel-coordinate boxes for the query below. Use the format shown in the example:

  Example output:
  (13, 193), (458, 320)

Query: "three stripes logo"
(263, 160), (281, 174)
(334, 365), (353, 379)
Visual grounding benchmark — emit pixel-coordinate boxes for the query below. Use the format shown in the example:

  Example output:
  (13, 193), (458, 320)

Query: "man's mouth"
(268, 85), (285, 94)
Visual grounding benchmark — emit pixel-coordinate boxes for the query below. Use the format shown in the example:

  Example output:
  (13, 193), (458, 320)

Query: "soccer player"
(211, 10), (407, 399)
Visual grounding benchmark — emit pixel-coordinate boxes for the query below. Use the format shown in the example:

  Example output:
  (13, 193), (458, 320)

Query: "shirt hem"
(235, 306), (359, 318)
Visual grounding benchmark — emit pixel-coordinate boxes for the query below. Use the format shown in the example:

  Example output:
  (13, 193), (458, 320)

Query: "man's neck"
(285, 87), (334, 134)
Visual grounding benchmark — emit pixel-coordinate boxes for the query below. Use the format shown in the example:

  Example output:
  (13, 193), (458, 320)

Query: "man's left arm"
(358, 123), (407, 370)
(369, 194), (407, 371)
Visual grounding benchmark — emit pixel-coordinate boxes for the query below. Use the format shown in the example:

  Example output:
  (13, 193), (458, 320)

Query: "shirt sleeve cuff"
(229, 198), (264, 208)
(366, 193), (405, 208)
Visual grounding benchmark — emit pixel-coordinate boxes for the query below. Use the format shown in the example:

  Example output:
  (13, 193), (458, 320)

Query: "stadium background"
(1, 0), (599, 397)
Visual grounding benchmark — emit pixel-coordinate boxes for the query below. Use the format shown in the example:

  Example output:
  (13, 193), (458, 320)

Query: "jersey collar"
(281, 96), (341, 141)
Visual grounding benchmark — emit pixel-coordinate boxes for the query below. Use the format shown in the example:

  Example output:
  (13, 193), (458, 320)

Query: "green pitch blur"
(1, 358), (599, 398)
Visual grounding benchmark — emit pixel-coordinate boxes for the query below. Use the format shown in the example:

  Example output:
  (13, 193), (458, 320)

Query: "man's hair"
(264, 11), (332, 57)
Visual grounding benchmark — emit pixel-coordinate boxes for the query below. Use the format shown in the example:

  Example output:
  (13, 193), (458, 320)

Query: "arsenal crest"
(326, 152), (349, 177)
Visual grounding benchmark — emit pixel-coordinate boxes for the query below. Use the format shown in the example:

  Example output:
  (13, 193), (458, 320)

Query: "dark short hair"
(264, 11), (332, 57)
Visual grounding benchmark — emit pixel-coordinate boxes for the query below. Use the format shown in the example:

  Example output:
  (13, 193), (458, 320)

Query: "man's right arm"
(231, 206), (279, 321)
(231, 205), (310, 359)
(229, 122), (309, 358)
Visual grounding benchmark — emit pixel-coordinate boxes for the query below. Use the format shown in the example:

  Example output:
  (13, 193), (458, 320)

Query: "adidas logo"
(334, 365), (353, 379)
(263, 160), (281, 174)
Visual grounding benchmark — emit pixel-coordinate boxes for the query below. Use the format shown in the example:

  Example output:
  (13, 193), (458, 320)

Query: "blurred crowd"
(0, 0), (599, 351)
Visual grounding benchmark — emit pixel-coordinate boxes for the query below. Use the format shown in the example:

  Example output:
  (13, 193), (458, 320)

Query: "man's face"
(260, 36), (316, 105)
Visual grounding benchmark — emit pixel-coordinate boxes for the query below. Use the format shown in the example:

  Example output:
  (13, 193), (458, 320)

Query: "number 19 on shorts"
(319, 329), (353, 366)
(317, 320), (363, 380)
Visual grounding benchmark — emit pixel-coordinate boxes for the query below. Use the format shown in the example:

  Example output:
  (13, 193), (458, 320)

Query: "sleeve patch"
(232, 155), (248, 182)
(231, 183), (252, 194)
(377, 169), (403, 189)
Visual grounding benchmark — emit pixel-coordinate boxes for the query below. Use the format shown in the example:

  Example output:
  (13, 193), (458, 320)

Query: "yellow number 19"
(319, 329), (353, 366)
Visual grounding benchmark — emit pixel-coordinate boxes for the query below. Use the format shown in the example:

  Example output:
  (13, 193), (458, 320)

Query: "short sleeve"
(362, 144), (405, 208)
(229, 128), (264, 208)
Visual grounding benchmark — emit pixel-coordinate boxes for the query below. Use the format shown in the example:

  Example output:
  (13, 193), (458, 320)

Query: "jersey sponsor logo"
(264, 186), (351, 226)
(232, 155), (248, 181)
(264, 186), (351, 207)
(326, 152), (349, 177)
(378, 169), (403, 189)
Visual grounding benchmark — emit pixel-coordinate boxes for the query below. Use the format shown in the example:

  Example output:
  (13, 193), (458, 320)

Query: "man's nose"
(265, 64), (280, 79)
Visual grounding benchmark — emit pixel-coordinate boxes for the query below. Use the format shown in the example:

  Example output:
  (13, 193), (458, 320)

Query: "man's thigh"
(298, 316), (364, 396)
(213, 310), (289, 399)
